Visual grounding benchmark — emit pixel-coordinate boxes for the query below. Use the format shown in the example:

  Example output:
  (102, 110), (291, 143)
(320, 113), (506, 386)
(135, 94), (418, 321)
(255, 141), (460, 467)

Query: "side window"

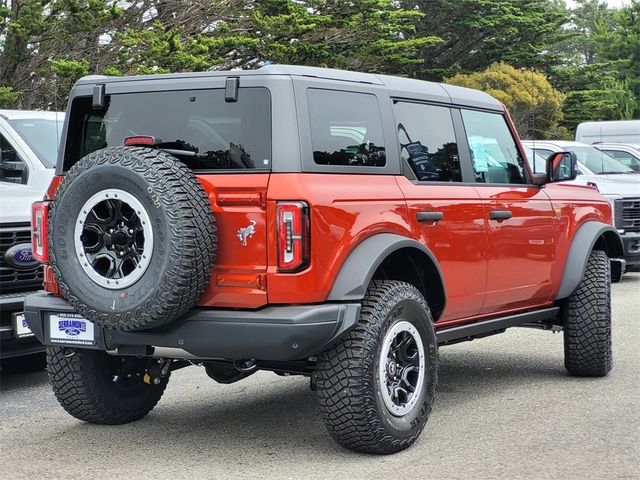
(393, 102), (462, 182)
(308, 89), (386, 167)
(531, 148), (554, 174)
(461, 110), (527, 184)
(0, 133), (28, 184)
(533, 148), (554, 158)
(604, 149), (637, 166)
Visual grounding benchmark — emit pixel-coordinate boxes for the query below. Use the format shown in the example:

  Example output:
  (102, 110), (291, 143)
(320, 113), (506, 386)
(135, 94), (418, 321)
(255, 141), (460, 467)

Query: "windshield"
(8, 117), (63, 168)
(567, 146), (635, 174)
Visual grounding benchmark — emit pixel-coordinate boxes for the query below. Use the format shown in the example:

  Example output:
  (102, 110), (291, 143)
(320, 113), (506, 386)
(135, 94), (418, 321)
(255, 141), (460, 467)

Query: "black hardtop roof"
(76, 64), (503, 111)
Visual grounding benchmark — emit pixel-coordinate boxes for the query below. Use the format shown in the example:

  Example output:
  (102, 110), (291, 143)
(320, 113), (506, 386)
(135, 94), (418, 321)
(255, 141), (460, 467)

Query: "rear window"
(63, 88), (271, 171)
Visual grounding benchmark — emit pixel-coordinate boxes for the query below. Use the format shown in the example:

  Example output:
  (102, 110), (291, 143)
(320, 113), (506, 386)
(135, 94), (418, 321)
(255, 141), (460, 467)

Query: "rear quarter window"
(307, 89), (386, 167)
(63, 87), (271, 172)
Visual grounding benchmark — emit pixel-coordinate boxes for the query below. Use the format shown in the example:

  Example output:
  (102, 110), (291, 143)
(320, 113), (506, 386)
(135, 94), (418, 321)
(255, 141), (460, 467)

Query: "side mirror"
(533, 151), (578, 185)
(548, 151), (578, 182)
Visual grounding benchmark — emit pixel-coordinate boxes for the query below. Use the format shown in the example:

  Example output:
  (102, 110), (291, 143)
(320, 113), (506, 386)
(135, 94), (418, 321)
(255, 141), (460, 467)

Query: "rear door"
(460, 109), (559, 314)
(64, 77), (275, 308)
(393, 101), (487, 321)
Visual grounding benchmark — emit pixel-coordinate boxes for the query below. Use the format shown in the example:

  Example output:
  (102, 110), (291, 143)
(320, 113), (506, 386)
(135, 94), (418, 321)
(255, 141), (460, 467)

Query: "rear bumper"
(1, 291), (45, 359)
(24, 293), (361, 361)
(620, 232), (640, 268)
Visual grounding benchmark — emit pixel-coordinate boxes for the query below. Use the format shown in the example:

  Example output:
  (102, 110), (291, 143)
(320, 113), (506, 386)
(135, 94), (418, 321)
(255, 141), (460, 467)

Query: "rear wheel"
(563, 250), (612, 377)
(47, 347), (169, 424)
(315, 280), (438, 454)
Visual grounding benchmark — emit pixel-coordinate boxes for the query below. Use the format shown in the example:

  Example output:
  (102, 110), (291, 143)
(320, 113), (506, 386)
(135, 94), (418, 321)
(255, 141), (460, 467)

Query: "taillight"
(31, 201), (50, 263)
(276, 201), (309, 272)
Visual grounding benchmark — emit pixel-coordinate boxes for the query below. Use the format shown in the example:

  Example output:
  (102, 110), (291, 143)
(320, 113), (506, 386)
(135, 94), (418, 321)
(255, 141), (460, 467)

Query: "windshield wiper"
(598, 171), (633, 175)
(161, 148), (197, 157)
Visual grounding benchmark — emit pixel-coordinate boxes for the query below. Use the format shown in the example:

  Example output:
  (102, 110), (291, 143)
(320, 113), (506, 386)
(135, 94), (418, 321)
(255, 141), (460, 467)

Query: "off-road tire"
(315, 280), (438, 454)
(49, 146), (216, 331)
(47, 347), (168, 424)
(563, 249), (612, 377)
(0, 352), (46, 373)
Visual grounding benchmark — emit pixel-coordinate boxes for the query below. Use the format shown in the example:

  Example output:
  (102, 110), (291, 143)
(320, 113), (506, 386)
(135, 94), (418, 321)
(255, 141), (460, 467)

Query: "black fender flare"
(556, 221), (623, 299)
(327, 233), (446, 304)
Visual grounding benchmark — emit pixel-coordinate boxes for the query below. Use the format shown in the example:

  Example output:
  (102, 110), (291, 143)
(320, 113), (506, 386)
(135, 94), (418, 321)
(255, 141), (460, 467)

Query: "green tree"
(111, 0), (439, 75)
(404, 0), (569, 80)
(446, 63), (566, 139)
(0, 0), (122, 109)
(549, 0), (639, 125)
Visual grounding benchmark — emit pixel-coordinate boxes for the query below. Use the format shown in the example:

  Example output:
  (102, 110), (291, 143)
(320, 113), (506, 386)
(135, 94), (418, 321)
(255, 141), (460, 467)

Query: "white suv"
(522, 140), (640, 278)
(0, 110), (63, 371)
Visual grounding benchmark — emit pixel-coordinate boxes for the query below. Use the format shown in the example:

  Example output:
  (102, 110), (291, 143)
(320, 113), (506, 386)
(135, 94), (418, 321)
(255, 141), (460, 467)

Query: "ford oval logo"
(5, 243), (39, 269)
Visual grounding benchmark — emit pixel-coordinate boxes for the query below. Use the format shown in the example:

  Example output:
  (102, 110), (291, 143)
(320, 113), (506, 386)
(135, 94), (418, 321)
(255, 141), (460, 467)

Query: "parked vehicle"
(523, 140), (639, 275)
(593, 143), (640, 172)
(575, 120), (640, 144)
(25, 66), (622, 453)
(0, 110), (63, 372)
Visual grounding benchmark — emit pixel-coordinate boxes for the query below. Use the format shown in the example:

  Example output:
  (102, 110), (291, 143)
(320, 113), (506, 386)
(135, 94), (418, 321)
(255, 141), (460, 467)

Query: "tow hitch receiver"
(144, 358), (171, 385)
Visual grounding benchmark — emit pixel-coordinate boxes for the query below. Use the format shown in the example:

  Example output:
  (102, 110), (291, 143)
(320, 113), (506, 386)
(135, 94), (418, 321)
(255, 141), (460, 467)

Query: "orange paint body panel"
(44, 170), (613, 324)
(265, 174), (411, 304)
(394, 176), (487, 321)
(196, 173), (270, 308)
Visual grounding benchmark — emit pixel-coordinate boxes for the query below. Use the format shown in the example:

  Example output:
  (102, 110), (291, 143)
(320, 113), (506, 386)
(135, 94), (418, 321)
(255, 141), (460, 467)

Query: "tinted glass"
(0, 133), (27, 184)
(461, 110), (527, 184)
(603, 149), (640, 168)
(523, 146), (548, 174)
(308, 89), (385, 167)
(566, 146), (633, 174)
(8, 118), (63, 167)
(394, 102), (461, 182)
(65, 88), (271, 171)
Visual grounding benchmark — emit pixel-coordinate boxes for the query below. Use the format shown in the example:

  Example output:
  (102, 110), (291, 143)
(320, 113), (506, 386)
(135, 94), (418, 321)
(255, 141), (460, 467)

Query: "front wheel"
(563, 250), (612, 377)
(47, 347), (169, 424)
(314, 280), (438, 454)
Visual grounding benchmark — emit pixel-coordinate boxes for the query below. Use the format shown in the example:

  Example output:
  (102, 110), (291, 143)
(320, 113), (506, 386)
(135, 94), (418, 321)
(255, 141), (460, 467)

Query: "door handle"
(489, 210), (513, 220)
(416, 211), (444, 222)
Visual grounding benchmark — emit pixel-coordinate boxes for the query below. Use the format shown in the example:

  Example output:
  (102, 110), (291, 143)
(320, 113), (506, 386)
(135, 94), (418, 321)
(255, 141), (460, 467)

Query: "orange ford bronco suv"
(25, 65), (623, 454)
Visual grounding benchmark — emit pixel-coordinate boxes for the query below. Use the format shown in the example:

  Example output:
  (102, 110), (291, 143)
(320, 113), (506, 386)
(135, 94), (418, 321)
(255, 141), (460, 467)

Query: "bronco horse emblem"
(237, 220), (257, 247)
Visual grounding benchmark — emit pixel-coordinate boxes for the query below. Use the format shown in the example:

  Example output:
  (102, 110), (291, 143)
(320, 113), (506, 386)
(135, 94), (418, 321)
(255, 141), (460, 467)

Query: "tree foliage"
(0, 0), (122, 109)
(406, 0), (569, 80)
(446, 63), (565, 139)
(0, 0), (637, 135)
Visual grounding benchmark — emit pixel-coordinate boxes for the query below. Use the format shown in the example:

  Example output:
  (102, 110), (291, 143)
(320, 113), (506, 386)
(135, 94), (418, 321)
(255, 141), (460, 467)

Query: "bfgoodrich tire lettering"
(563, 249), (612, 377)
(49, 147), (216, 331)
(315, 280), (438, 454)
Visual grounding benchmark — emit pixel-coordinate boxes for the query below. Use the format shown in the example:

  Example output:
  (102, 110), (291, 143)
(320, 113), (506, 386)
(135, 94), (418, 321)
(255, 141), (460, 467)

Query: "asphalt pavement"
(1, 273), (638, 480)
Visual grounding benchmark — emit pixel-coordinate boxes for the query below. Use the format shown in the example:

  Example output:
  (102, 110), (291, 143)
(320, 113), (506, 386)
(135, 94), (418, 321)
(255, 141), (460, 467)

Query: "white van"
(575, 120), (640, 144)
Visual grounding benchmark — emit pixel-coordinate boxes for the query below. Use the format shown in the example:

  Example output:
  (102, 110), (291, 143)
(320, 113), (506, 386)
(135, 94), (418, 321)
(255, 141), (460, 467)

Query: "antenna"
(54, 74), (60, 168)
(530, 66), (537, 173)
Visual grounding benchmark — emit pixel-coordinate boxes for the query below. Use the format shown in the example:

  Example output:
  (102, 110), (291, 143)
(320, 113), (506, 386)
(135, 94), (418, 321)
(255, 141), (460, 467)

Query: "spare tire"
(49, 146), (216, 331)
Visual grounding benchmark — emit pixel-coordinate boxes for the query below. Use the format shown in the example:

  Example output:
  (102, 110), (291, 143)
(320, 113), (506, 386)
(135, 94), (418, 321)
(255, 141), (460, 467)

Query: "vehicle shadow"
(31, 344), (579, 461)
(0, 368), (49, 392)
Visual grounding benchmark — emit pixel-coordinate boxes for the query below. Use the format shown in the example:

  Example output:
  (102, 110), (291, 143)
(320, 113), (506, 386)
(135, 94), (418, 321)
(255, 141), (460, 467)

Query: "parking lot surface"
(1, 273), (638, 480)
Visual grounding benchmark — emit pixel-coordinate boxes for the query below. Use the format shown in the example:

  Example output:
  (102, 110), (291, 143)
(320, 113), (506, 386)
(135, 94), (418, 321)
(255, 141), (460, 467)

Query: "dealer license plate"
(13, 312), (34, 338)
(49, 313), (95, 346)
